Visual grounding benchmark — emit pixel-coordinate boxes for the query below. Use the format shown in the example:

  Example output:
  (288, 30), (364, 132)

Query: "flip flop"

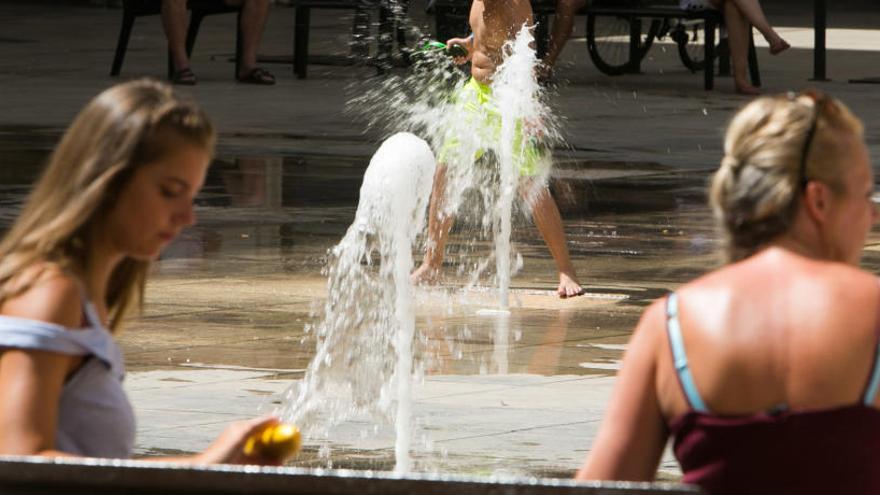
(171, 67), (197, 86)
(237, 67), (276, 85)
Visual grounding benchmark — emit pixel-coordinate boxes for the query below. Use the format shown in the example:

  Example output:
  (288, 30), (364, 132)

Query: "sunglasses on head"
(789, 89), (830, 191)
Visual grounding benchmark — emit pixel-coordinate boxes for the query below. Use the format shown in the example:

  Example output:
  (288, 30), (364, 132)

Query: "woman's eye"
(161, 187), (179, 199)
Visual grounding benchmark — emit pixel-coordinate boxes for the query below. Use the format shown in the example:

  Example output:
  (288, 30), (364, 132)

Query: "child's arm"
(445, 33), (474, 65)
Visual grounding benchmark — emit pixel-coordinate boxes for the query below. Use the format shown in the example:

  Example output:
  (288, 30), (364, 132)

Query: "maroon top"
(670, 406), (880, 494)
(665, 292), (880, 494)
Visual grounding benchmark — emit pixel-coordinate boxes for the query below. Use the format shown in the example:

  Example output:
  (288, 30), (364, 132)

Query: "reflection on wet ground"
(3, 127), (880, 476)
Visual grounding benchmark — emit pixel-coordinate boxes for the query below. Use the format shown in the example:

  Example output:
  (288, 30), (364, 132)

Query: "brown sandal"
(237, 67), (276, 85)
(171, 67), (197, 86)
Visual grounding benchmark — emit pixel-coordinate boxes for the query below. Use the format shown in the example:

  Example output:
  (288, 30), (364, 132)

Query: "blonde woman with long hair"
(0, 79), (277, 463)
(577, 91), (880, 493)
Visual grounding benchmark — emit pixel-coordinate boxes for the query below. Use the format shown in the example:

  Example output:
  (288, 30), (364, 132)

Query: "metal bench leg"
(704, 18), (716, 90)
(627, 16), (641, 74)
(235, 10), (243, 78)
(747, 29), (761, 87)
(717, 25), (730, 76)
(293, 6), (310, 78)
(377, 6), (393, 74)
(111, 12), (136, 76)
(352, 5), (371, 59)
(394, 1), (409, 65)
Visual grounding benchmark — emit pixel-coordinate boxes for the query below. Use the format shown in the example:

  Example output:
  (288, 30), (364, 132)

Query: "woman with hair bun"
(577, 91), (880, 493)
(0, 80), (278, 463)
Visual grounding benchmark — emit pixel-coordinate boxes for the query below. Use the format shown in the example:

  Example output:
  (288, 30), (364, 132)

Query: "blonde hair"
(0, 79), (215, 331)
(709, 92), (864, 262)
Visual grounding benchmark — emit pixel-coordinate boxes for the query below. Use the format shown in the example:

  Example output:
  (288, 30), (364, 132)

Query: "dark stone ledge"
(0, 456), (701, 495)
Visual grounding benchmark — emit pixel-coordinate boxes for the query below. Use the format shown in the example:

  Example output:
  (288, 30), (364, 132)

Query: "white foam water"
(490, 25), (553, 308)
(280, 133), (435, 473)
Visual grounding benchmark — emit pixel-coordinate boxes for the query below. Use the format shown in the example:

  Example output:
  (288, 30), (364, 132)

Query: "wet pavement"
(2, 0), (880, 481)
(4, 137), (880, 477)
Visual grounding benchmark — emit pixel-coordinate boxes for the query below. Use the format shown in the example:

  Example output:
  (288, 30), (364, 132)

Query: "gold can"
(243, 423), (302, 462)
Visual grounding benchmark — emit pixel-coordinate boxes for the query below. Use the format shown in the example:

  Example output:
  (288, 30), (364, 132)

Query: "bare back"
(655, 247), (880, 420)
(468, 0), (533, 84)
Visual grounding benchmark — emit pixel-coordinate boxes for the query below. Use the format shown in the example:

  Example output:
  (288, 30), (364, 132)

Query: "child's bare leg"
(521, 179), (583, 298)
(412, 163), (454, 285)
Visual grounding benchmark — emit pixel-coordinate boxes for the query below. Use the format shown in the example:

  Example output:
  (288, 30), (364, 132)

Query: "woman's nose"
(178, 202), (196, 227)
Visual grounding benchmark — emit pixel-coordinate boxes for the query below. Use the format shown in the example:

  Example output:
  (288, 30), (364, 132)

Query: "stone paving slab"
(126, 368), (678, 476)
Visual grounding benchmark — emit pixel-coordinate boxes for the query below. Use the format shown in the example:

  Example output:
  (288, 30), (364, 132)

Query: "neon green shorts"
(438, 77), (548, 177)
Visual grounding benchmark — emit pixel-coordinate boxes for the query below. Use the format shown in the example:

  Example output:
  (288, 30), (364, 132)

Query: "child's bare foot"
(410, 263), (441, 286)
(735, 82), (761, 96)
(557, 272), (584, 299)
(769, 38), (790, 55)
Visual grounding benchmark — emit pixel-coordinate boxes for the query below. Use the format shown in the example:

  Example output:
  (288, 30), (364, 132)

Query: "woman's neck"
(769, 234), (825, 261)
(83, 229), (123, 313)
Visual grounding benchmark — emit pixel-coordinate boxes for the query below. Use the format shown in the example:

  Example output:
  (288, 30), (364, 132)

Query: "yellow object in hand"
(243, 423), (302, 462)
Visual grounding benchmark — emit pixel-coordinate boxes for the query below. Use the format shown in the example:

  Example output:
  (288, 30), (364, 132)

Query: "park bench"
(110, 0), (242, 80)
(290, 0), (408, 78)
(429, 0), (760, 91)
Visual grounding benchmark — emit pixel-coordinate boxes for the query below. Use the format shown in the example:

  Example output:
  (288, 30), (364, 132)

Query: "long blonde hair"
(709, 92), (864, 262)
(0, 79), (215, 331)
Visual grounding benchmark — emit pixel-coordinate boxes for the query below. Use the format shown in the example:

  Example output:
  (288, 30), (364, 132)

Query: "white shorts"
(679, 0), (716, 11)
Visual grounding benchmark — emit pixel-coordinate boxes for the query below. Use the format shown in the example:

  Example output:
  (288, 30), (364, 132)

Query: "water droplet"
(702, 108), (709, 116)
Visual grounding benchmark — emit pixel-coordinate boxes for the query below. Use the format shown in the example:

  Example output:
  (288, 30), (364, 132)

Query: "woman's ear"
(801, 180), (832, 224)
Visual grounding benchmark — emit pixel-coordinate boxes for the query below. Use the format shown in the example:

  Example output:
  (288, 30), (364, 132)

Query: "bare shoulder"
(630, 296), (668, 347)
(1, 264), (84, 329)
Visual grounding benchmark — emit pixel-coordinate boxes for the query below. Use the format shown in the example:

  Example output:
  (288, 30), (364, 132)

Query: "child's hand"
(445, 35), (474, 65)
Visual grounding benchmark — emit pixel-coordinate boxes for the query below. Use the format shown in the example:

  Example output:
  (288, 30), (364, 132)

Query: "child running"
(411, 0), (583, 298)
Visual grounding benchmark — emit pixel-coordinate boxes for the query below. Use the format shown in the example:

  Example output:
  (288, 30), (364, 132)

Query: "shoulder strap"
(861, 284), (880, 405)
(666, 292), (709, 413)
(0, 316), (123, 378)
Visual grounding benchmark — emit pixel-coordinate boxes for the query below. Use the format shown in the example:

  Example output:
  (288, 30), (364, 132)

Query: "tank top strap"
(666, 292), (709, 413)
(0, 316), (123, 379)
(861, 281), (880, 406)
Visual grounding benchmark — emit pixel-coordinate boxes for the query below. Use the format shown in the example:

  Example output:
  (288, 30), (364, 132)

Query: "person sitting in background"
(161, 0), (275, 85)
(577, 91), (880, 494)
(681, 0), (789, 94)
(540, 0), (586, 81)
(0, 79), (277, 463)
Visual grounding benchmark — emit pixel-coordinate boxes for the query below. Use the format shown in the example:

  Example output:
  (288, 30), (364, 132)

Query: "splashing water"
(350, 24), (559, 307)
(280, 133), (435, 473)
(490, 25), (555, 308)
(284, 24), (559, 474)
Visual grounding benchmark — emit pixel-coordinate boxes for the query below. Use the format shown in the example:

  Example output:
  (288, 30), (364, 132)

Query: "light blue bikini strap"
(863, 354), (880, 406)
(862, 290), (880, 405)
(666, 293), (709, 413)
